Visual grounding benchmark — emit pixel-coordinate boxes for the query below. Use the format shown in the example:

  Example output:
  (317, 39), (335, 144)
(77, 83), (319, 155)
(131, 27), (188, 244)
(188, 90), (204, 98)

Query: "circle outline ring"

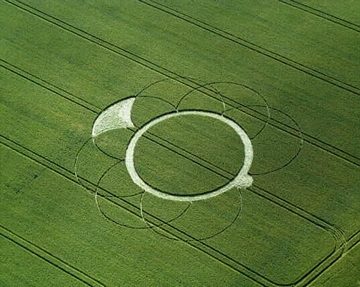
(125, 111), (253, 202)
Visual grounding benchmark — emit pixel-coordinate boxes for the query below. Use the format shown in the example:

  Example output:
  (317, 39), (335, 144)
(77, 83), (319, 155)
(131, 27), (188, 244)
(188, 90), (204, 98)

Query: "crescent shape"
(92, 97), (136, 137)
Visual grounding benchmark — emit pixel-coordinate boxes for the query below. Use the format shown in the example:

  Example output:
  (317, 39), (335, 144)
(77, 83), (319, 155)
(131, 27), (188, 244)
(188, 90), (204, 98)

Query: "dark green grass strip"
(3, 1), (359, 166)
(278, 0), (360, 32)
(0, 225), (105, 287)
(139, 0), (360, 94)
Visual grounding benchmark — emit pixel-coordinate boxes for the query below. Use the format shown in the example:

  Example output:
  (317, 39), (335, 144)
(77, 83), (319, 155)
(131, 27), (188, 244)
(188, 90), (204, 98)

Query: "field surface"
(1, 1), (359, 286)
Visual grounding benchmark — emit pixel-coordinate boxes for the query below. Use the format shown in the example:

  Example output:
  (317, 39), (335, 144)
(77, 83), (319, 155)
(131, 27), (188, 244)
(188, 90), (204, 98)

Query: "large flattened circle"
(125, 111), (253, 202)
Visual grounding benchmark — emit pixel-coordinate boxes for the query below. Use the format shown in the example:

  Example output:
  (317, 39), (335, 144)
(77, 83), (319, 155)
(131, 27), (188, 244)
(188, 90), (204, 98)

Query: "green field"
(1, 0), (359, 286)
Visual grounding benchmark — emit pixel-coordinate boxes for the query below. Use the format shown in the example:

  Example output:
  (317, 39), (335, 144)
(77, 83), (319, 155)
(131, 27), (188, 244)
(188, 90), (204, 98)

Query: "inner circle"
(136, 114), (244, 196)
(125, 111), (253, 202)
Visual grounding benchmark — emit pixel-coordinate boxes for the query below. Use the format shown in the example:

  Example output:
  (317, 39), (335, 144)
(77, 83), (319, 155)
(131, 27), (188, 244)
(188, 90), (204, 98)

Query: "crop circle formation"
(74, 77), (303, 241)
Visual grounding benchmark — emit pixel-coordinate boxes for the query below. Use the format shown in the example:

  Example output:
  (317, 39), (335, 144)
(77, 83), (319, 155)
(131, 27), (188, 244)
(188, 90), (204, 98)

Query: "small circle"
(125, 111), (253, 202)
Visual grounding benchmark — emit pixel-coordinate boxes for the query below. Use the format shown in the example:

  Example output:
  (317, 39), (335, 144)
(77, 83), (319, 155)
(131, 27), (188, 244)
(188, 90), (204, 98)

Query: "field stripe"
(278, 0), (360, 32)
(3, 134), (353, 287)
(346, 231), (360, 253)
(0, 60), (100, 114)
(3, 1), (360, 165)
(137, 130), (358, 286)
(2, 57), (359, 168)
(126, 128), (358, 284)
(139, 0), (360, 95)
(135, 126), (357, 252)
(142, 130), (358, 253)
(0, 225), (105, 286)
(2, 0), (182, 88)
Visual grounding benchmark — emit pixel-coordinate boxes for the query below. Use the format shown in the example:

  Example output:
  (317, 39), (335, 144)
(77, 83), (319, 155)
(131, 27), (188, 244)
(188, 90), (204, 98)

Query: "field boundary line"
(0, 225), (105, 286)
(346, 230), (360, 252)
(278, 0), (360, 32)
(250, 186), (348, 248)
(3, 1), (360, 165)
(3, 1), (360, 166)
(139, 0), (360, 94)
(301, 232), (360, 286)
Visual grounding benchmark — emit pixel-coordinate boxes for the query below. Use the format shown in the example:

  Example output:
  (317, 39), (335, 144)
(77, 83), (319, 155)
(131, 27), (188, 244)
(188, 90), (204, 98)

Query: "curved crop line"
(134, 76), (226, 114)
(80, 78), (252, 232)
(329, 226), (347, 253)
(94, 159), (143, 199)
(131, 94), (178, 128)
(94, 162), (148, 229)
(136, 94), (177, 110)
(230, 104), (270, 140)
(77, 78), (301, 237)
(93, 157), (192, 230)
(222, 81), (271, 140)
(134, 77), (175, 97)
(74, 137), (96, 194)
(139, 192), (192, 234)
(141, 189), (243, 242)
(175, 81), (227, 114)
(250, 106), (304, 176)
(92, 139), (126, 162)
(248, 108), (269, 140)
